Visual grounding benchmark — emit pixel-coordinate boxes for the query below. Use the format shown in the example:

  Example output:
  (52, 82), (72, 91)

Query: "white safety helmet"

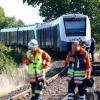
(28, 39), (38, 50)
(72, 41), (80, 45)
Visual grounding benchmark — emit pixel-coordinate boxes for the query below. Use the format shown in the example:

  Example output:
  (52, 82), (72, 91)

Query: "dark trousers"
(31, 82), (42, 100)
(68, 79), (86, 100)
(90, 51), (94, 62)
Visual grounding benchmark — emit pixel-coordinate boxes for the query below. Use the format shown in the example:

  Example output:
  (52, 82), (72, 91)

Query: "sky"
(0, 0), (44, 25)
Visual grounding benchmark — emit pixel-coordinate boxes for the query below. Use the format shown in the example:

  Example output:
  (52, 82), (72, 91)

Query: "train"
(0, 13), (91, 52)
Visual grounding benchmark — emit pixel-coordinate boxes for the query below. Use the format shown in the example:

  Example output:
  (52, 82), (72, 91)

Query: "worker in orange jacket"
(66, 41), (93, 100)
(23, 39), (51, 100)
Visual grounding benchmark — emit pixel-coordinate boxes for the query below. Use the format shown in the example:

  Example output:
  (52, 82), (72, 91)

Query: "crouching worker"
(66, 41), (93, 100)
(23, 39), (51, 100)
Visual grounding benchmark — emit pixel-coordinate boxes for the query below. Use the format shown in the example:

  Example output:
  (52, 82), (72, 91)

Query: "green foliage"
(96, 43), (100, 51)
(0, 43), (17, 76)
(0, 43), (25, 77)
(0, 6), (24, 29)
(23, 0), (100, 21)
(8, 48), (24, 64)
(5, 17), (24, 27)
(17, 19), (24, 27)
(0, 6), (7, 28)
(0, 43), (27, 84)
(92, 33), (100, 44)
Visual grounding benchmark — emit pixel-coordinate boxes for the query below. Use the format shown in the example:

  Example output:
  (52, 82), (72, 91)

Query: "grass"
(0, 43), (26, 97)
(0, 92), (8, 97)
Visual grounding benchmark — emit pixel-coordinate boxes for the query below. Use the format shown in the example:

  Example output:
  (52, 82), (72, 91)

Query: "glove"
(83, 78), (94, 87)
(29, 55), (33, 63)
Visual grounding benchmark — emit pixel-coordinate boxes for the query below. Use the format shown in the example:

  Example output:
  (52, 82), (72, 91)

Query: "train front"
(60, 14), (91, 51)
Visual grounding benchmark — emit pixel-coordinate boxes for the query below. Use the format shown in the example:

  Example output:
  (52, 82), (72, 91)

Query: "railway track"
(62, 61), (100, 100)
(0, 61), (100, 100)
(0, 60), (67, 100)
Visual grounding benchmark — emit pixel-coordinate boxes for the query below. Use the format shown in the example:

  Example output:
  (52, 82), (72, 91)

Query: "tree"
(0, 6), (7, 29)
(5, 17), (24, 27)
(17, 19), (24, 26)
(0, 6), (24, 29)
(23, 0), (100, 21)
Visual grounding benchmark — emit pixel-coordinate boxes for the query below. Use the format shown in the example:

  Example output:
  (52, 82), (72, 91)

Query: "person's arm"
(42, 51), (51, 80)
(23, 53), (30, 65)
(85, 53), (92, 79)
(42, 51), (51, 69)
(66, 52), (70, 66)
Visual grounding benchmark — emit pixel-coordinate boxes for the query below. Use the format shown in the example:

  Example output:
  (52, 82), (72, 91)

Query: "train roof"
(18, 25), (36, 31)
(62, 13), (87, 18)
(36, 13), (88, 29)
(36, 22), (52, 29)
(1, 27), (18, 32)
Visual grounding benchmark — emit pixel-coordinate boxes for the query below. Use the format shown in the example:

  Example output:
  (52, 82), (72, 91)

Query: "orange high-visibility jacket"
(66, 47), (92, 80)
(23, 48), (51, 69)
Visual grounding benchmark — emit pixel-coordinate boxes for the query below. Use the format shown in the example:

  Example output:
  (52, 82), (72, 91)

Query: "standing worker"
(66, 41), (93, 100)
(23, 39), (51, 100)
(89, 38), (96, 62)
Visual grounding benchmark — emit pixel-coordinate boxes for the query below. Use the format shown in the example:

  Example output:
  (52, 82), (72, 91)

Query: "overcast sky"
(0, 0), (44, 25)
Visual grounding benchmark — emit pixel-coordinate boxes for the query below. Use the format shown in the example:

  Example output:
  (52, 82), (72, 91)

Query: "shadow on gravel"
(46, 66), (68, 78)
(48, 94), (66, 100)
(72, 91), (100, 100)
(46, 67), (63, 78)
(59, 69), (68, 77)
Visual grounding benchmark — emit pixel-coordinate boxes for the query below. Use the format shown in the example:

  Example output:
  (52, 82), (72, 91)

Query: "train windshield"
(64, 18), (86, 36)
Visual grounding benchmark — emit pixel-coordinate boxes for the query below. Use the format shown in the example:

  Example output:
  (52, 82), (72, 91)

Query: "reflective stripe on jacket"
(66, 48), (91, 84)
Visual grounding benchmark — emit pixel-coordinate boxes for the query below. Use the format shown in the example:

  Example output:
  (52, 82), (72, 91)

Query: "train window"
(37, 27), (52, 49)
(42, 28), (46, 48)
(23, 31), (28, 46)
(4, 32), (10, 45)
(17, 31), (23, 45)
(7, 32), (10, 45)
(10, 32), (17, 45)
(27, 30), (35, 42)
(64, 18), (86, 36)
(45, 27), (52, 48)
(37, 28), (46, 48)
(4, 32), (7, 44)
(37, 29), (41, 47)
(1, 32), (5, 43)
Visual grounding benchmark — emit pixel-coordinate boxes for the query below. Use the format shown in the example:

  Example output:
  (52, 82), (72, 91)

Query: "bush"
(92, 33), (100, 44)
(96, 43), (100, 51)
(0, 43), (22, 75)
